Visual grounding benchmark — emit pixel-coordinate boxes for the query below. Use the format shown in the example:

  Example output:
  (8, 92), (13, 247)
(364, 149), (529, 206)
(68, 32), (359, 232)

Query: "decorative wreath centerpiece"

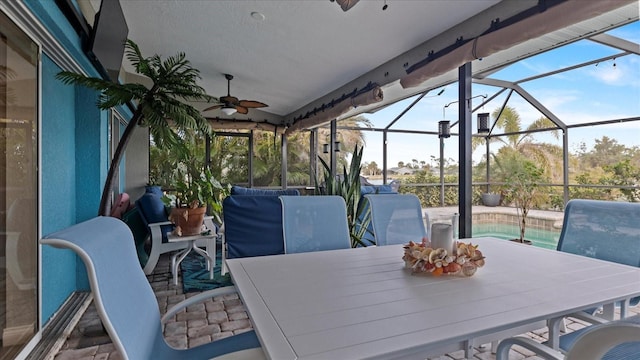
(403, 240), (486, 277)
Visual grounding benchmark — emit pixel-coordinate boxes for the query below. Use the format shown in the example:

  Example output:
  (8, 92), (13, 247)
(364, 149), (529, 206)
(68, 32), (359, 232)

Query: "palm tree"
(286, 131), (314, 186)
(494, 106), (560, 173)
(477, 106), (562, 182)
(316, 115), (372, 170)
(253, 131), (282, 186)
(57, 40), (213, 215)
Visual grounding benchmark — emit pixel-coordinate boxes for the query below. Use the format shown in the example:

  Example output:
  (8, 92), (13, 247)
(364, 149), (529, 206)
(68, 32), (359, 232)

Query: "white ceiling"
(110, 0), (637, 128)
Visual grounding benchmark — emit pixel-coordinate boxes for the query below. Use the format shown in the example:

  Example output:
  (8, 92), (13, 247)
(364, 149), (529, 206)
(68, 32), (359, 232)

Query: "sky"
(356, 21), (640, 169)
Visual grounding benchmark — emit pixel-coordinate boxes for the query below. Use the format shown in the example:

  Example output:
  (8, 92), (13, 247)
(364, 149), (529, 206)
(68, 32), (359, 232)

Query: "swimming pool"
(472, 223), (560, 250)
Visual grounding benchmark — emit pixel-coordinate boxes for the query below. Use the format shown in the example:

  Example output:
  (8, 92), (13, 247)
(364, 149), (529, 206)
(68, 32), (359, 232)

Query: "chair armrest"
(150, 217), (215, 232)
(161, 285), (238, 323)
(148, 221), (173, 245)
(203, 216), (217, 234)
(548, 311), (609, 350)
(496, 336), (563, 360)
(566, 311), (609, 325)
(148, 220), (174, 228)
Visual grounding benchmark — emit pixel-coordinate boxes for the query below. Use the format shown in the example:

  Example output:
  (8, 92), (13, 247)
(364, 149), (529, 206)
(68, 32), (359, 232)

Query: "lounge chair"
(41, 216), (264, 360)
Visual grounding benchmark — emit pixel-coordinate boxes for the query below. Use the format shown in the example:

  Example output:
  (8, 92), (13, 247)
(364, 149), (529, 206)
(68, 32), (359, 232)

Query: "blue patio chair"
(220, 193), (298, 274)
(279, 195), (351, 253)
(364, 193), (428, 246)
(496, 315), (640, 360)
(41, 216), (264, 360)
(359, 184), (397, 245)
(557, 199), (640, 316)
(222, 196), (286, 258)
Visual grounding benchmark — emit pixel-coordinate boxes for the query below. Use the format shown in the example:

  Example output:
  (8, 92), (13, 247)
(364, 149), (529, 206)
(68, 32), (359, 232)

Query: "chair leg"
(620, 299), (629, 319)
(560, 318), (567, 333)
(206, 236), (216, 272)
(221, 236), (228, 275)
(143, 245), (161, 275)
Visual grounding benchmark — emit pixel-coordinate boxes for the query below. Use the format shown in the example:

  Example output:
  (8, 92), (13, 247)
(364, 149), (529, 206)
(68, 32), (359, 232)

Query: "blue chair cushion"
(144, 185), (164, 197)
(223, 196), (285, 258)
(136, 192), (173, 242)
(360, 184), (394, 195)
(231, 186), (299, 196)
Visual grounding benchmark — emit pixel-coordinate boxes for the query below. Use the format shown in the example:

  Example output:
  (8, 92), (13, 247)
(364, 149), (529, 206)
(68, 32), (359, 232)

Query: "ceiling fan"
(203, 74), (268, 115)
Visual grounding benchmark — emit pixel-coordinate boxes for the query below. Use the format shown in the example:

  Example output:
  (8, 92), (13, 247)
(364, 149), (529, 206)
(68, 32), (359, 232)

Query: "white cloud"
(584, 58), (640, 87)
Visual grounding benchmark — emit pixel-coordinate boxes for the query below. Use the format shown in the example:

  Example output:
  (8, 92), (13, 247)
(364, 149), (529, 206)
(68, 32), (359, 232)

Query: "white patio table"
(226, 237), (640, 360)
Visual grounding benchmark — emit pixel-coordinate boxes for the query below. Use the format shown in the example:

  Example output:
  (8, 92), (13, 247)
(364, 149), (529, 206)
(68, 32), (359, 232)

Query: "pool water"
(472, 223), (560, 250)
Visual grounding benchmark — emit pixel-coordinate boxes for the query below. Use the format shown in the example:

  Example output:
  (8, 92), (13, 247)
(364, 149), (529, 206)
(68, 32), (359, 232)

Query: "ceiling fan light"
(221, 106), (237, 116)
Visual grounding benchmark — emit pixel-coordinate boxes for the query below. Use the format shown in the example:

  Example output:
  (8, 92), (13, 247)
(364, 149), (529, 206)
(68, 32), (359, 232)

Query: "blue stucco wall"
(41, 55), (80, 323)
(74, 90), (105, 223)
(26, 0), (135, 325)
(74, 87), (106, 291)
(27, 1), (108, 324)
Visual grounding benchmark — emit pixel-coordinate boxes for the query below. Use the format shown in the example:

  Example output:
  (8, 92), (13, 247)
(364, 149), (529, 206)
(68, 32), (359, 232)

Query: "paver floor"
(51, 252), (639, 360)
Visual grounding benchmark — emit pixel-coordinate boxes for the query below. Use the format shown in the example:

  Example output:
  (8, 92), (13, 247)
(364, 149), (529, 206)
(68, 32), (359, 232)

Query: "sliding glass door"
(0, 11), (38, 357)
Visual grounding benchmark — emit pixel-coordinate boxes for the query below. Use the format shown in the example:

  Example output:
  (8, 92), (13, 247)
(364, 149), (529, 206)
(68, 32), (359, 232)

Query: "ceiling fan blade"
(236, 106), (249, 115)
(336, 0), (360, 11)
(220, 95), (239, 105)
(238, 100), (268, 108)
(202, 104), (222, 112)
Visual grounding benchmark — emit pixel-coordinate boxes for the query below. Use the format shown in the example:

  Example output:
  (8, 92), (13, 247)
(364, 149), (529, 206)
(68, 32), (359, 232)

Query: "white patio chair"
(136, 190), (216, 275)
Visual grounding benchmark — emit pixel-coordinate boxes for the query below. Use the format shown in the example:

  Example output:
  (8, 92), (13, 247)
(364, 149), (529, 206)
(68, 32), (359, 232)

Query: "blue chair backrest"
(279, 195), (351, 253)
(223, 195), (286, 258)
(231, 186), (300, 196)
(364, 193), (427, 246)
(557, 199), (640, 267)
(41, 217), (167, 359)
(136, 190), (173, 243)
(359, 185), (397, 245)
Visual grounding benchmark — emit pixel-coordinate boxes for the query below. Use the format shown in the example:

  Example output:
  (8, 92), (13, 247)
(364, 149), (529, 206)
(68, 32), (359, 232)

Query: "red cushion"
(110, 193), (130, 219)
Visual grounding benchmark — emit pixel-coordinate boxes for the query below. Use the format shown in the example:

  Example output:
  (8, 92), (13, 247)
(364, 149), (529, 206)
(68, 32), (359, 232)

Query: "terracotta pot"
(169, 206), (207, 236)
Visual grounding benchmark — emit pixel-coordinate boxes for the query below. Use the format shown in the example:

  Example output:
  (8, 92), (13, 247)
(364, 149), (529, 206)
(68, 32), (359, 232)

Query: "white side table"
(167, 232), (217, 286)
